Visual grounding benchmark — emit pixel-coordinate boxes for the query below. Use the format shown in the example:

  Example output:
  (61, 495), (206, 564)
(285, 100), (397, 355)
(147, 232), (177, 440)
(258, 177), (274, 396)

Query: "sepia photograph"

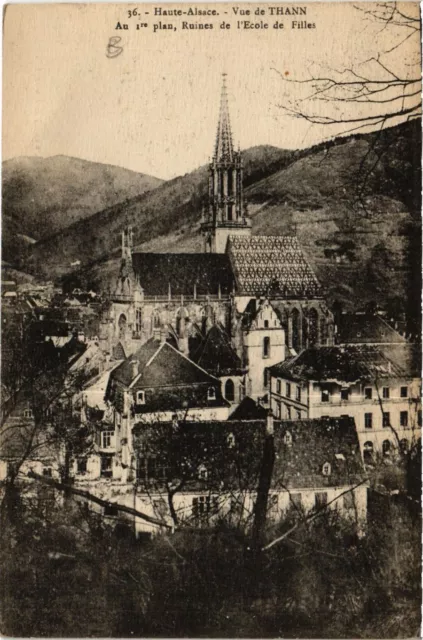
(1, 2), (421, 637)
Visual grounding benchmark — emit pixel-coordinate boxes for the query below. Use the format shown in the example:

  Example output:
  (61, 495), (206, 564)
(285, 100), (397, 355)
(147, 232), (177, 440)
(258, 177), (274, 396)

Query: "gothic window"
(291, 308), (301, 352)
(225, 379), (235, 402)
(228, 204), (233, 221)
(135, 309), (142, 335)
(118, 314), (127, 342)
(308, 308), (319, 346)
(263, 337), (270, 358)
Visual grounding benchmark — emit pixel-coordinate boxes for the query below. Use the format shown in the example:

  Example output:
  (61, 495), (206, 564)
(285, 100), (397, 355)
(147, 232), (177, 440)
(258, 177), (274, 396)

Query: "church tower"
(201, 74), (251, 254)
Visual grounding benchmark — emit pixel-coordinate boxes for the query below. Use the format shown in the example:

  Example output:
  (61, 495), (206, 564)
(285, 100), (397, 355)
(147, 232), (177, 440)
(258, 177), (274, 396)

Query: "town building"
(268, 345), (421, 460)
(72, 415), (367, 538)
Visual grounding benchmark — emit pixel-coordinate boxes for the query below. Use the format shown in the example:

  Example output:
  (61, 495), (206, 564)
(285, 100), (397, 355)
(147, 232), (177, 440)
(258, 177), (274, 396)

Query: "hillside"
(22, 120), (422, 330)
(25, 145), (295, 276)
(2, 155), (164, 262)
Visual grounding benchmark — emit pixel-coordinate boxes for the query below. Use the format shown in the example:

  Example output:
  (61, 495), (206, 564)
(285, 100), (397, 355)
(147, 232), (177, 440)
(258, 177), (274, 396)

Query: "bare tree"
(275, 3), (421, 137)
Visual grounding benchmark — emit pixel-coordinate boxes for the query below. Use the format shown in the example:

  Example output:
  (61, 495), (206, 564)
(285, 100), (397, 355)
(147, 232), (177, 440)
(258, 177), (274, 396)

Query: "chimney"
(153, 327), (161, 341)
(130, 359), (139, 379)
(266, 409), (274, 436)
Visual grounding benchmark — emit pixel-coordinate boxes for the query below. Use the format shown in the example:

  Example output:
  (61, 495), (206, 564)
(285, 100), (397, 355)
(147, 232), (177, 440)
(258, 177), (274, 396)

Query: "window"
(418, 410), (422, 427)
(198, 464), (208, 480)
(263, 369), (269, 388)
(192, 496), (218, 519)
(290, 493), (302, 509)
(277, 380), (281, 394)
(284, 431), (293, 446)
(315, 492), (328, 509)
(296, 410), (301, 420)
(400, 411), (408, 427)
(136, 390), (145, 405)
(364, 387), (372, 400)
(263, 337), (270, 358)
(383, 412), (390, 428)
(382, 440), (391, 456)
(286, 383), (291, 398)
(135, 309), (142, 334)
(268, 494), (279, 517)
(400, 439), (408, 453)
(364, 413), (373, 429)
(400, 386), (408, 398)
(264, 320), (269, 328)
(137, 457), (166, 481)
(24, 409), (33, 418)
(227, 432), (235, 448)
(101, 430), (115, 449)
(77, 458), (87, 474)
(296, 386), (301, 402)
(343, 492), (355, 510)
(225, 379), (235, 402)
(341, 388), (349, 401)
(104, 504), (118, 517)
(207, 387), (216, 400)
(363, 441), (374, 462)
(43, 468), (52, 477)
(322, 462), (331, 476)
(382, 387), (390, 399)
(321, 389), (330, 403)
(286, 405), (292, 420)
(276, 402), (282, 419)
(100, 455), (113, 478)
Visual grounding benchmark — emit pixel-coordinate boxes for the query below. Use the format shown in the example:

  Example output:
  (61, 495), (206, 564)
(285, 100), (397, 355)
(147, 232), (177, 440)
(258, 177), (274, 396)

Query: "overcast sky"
(3, 2), (419, 179)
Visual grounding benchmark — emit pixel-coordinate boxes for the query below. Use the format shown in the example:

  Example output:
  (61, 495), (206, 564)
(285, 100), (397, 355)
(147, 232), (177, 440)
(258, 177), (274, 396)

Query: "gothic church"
(105, 75), (334, 401)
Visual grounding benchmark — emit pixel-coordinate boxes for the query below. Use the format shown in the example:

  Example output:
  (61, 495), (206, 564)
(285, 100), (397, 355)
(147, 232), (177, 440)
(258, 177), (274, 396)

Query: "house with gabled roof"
(93, 337), (230, 483)
(268, 345), (421, 460)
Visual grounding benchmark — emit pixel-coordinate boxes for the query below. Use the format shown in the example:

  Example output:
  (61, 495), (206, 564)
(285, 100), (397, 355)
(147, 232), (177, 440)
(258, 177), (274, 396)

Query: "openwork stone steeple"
(201, 74), (251, 254)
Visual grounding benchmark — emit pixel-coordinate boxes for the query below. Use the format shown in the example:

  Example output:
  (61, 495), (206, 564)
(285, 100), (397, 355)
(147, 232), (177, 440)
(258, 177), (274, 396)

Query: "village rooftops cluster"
(268, 345), (409, 385)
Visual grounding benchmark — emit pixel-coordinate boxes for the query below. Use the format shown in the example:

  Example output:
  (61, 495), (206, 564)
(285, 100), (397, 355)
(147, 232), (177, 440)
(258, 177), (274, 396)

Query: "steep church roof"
(227, 235), (322, 298)
(131, 253), (234, 297)
(192, 325), (245, 376)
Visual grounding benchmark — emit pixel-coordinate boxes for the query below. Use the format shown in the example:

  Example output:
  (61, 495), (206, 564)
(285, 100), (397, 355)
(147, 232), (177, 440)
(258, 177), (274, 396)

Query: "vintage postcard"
(1, 2), (421, 637)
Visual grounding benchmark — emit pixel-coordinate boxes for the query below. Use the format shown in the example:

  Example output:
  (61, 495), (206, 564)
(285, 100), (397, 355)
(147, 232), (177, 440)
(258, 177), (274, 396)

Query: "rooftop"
(192, 325), (244, 376)
(133, 416), (365, 491)
(268, 345), (408, 384)
(227, 235), (322, 298)
(109, 339), (220, 389)
(131, 253), (234, 298)
(337, 313), (406, 345)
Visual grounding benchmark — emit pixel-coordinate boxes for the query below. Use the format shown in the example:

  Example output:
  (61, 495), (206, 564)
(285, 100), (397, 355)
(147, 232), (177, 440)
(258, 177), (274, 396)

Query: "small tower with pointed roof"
(201, 74), (251, 254)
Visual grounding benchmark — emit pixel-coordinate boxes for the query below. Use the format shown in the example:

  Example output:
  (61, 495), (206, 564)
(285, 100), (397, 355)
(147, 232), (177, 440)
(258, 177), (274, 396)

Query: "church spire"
(200, 75), (251, 254)
(214, 74), (234, 163)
